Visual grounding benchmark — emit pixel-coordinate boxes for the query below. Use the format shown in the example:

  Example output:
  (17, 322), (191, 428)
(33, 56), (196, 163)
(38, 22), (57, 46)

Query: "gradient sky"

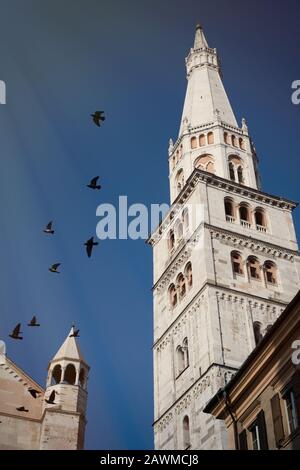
(0, 0), (300, 449)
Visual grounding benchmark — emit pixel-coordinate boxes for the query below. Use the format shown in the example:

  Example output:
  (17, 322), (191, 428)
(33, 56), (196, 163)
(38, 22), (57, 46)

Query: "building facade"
(0, 327), (89, 450)
(148, 25), (300, 450)
(203, 291), (300, 450)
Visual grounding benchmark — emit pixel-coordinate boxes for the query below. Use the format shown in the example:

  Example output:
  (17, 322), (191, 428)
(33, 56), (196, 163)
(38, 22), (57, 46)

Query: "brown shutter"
(239, 429), (248, 450)
(291, 370), (300, 422)
(271, 393), (284, 447)
(257, 410), (268, 449)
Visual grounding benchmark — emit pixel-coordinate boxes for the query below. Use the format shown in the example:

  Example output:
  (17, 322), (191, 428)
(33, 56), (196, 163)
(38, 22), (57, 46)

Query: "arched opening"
(224, 198), (235, 222)
(176, 169), (184, 192)
(206, 161), (215, 174)
(253, 322), (263, 346)
(175, 221), (183, 241)
(239, 204), (251, 227)
(254, 208), (267, 231)
(182, 337), (189, 368)
(183, 416), (191, 449)
(64, 363), (76, 385)
(248, 256), (261, 281)
(79, 368), (85, 388)
(239, 138), (245, 150)
(176, 346), (185, 375)
(207, 132), (214, 145)
(168, 229), (175, 252)
(51, 364), (62, 385)
(182, 209), (189, 230)
(172, 155), (175, 170)
(194, 155), (215, 174)
(169, 284), (177, 308)
(232, 135), (238, 147)
(264, 261), (277, 285)
(229, 162), (235, 181)
(185, 262), (193, 288)
(177, 273), (186, 298)
(199, 134), (206, 147)
(237, 166), (244, 184)
(231, 251), (244, 276)
(190, 137), (197, 149)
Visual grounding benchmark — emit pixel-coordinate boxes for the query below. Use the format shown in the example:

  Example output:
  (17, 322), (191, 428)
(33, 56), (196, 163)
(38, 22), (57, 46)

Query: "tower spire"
(194, 23), (208, 49)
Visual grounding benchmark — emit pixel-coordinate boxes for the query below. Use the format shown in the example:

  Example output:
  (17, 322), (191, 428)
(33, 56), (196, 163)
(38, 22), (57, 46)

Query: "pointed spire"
(194, 23), (208, 49)
(51, 327), (86, 363)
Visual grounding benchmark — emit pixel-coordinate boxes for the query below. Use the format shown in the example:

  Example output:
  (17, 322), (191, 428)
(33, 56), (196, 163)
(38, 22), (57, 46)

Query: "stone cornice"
(147, 169), (298, 247)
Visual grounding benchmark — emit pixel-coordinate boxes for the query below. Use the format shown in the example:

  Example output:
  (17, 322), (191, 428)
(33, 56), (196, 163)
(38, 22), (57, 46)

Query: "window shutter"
(271, 393), (284, 447)
(291, 371), (300, 423)
(239, 429), (248, 450)
(257, 410), (269, 450)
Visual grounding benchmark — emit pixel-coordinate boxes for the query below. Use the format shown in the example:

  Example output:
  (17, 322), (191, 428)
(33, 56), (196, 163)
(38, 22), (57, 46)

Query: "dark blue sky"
(0, 0), (299, 449)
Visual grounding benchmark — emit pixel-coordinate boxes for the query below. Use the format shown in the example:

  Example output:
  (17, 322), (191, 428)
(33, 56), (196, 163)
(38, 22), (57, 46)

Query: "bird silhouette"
(84, 237), (99, 258)
(91, 111), (105, 127)
(87, 176), (101, 190)
(28, 388), (41, 399)
(49, 263), (60, 273)
(43, 221), (54, 234)
(16, 406), (28, 412)
(45, 390), (56, 405)
(28, 316), (40, 327)
(69, 329), (80, 338)
(9, 323), (23, 340)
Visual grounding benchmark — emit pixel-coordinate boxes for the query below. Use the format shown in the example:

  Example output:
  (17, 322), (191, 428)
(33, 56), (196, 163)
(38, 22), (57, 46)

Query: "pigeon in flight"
(28, 388), (41, 399)
(87, 176), (101, 190)
(91, 111), (105, 127)
(69, 329), (80, 338)
(27, 316), (40, 327)
(43, 221), (54, 235)
(49, 263), (60, 273)
(9, 323), (23, 340)
(45, 390), (56, 405)
(16, 406), (29, 412)
(84, 237), (99, 258)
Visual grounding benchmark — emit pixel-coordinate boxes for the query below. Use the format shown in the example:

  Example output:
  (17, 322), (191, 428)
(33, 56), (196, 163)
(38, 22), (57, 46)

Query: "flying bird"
(28, 316), (40, 327)
(91, 110), (105, 127)
(87, 176), (101, 190)
(69, 329), (80, 338)
(43, 221), (54, 235)
(28, 388), (41, 399)
(45, 390), (56, 405)
(9, 323), (23, 340)
(49, 263), (60, 273)
(84, 237), (99, 258)
(16, 406), (28, 412)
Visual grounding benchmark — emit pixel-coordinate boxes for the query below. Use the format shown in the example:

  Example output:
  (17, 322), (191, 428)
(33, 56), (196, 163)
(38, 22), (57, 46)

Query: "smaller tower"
(40, 327), (89, 450)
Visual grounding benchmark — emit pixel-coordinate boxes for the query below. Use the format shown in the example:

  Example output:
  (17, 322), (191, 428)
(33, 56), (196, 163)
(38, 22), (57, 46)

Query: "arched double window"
(194, 154), (215, 174)
(231, 251), (244, 276)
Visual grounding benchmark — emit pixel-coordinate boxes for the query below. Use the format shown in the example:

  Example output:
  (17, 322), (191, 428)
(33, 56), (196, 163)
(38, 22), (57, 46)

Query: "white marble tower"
(148, 25), (300, 450)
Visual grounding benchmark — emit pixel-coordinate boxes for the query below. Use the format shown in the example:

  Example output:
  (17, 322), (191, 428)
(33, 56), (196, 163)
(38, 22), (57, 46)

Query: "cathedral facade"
(148, 25), (300, 450)
(0, 327), (89, 450)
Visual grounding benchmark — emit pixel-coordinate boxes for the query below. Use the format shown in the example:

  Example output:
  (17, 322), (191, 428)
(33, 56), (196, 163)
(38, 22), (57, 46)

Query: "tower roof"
(194, 24), (208, 49)
(51, 327), (86, 364)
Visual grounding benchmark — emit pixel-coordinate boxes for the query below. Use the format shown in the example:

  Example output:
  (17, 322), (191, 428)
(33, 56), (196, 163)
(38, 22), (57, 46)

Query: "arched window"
(183, 416), (191, 449)
(206, 161), (215, 174)
(51, 364), (62, 385)
(264, 261), (277, 285)
(232, 135), (238, 147)
(239, 204), (251, 226)
(207, 132), (214, 145)
(254, 208), (267, 231)
(168, 229), (175, 252)
(229, 162), (235, 181)
(182, 209), (189, 230)
(64, 363), (76, 385)
(176, 169), (184, 192)
(194, 154), (215, 174)
(224, 198), (235, 222)
(253, 322), (263, 346)
(172, 155), (175, 170)
(169, 284), (177, 307)
(248, 256), (261, 280)
(199, 134), (206, 147)
(231, 251), (244, 275)
(185, 262), (193, 288)
(239, 138), (245, 150)
(177, 273), (186, 298)
(175, 221), (183, 240)
(224, 132), (228, 143)
(237, 166), (244, 184)
(176, 346), (185, 375)
(79, 368), (85, 388)
(182, 337), (189, 368)
(191, 137), (197, 149)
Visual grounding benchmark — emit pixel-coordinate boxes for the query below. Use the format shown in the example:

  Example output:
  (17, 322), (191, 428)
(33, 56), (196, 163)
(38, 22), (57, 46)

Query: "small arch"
(175, 220), (183, 240)
(185, 262), (193, 288)
(239, 138), (245, 150)
(199, 134), (206, 147)
(64, 363), (76, 385)
(231, 251), (244, 276)
(182, 337), (189, 368)
(224, 197), (235, 221)
(177, 273), (186, 298)
(253, 321), (263, 346)
(190, 136), (197, 149)
(237, 166), (244, 184)
(168, 229), (175, 252)
(169, 284), (178, 308)
(194, 154), (215, 174)
(239, 203), (251, 225)
(176, 346), (185, 376)
(51, 364), (62, 385)
(182, 208), (189, 230)
(232, 135), (238, 147)
(176, 169), (184, 192)
(183, 416), (191, 449)
(248, 256), (261, 281)
(207, 132), (214, 145)
(254, 208), (267, 229)
(172, 155), (175, 170)
(224, 132), (230, 144)
(264, 261), (277, 285)
(79, 368), (86, 388)
(229, 162), (235, 181)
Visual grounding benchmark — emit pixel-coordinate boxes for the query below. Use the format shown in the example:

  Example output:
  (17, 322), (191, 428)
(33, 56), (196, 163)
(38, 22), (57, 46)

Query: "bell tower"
(40, 327), (89, 450)
(149, 25), (300, 450)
